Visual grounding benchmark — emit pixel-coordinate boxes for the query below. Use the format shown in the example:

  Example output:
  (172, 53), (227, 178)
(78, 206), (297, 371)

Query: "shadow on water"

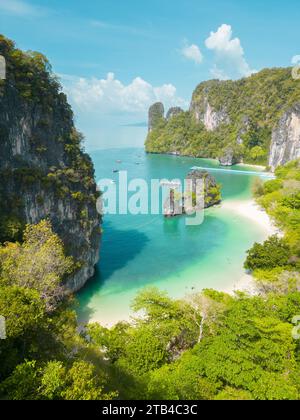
(76, 221), (149, 322)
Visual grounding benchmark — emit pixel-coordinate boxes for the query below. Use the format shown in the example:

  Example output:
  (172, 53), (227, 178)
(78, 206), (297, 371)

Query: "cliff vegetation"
(0, 35), (101, 291)
(146, 68), (300, 167)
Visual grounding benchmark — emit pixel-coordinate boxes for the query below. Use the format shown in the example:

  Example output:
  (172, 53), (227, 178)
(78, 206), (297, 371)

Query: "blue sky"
(1, 0), (299, 149)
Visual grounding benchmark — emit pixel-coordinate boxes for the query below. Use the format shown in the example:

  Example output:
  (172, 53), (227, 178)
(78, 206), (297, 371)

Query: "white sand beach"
(223, 272), (258, 296)
(236, 163), (267, 171)
(221, 199), (278, 236)
(221, 198), (280, 295)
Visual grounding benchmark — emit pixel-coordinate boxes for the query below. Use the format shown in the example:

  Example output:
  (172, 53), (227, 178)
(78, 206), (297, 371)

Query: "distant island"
(145, 68), (300, 170)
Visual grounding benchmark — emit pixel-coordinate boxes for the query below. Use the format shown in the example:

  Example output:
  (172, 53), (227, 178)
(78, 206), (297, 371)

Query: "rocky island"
(163, 169), (221, 217)
(186, 169), (222, 208)
(145, 68), (300, 169)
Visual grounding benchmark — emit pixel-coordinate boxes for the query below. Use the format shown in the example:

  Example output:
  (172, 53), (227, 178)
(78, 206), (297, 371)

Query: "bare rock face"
(191, 98), (230, 131)
(186, 170), (221, 208)
(236, 133), (244, 146)
(269, 104), (300, 171)
(148, 102), (164, 132)
(219, 147), (238, 166)
(203, 101), (229, 131)
(164, 170), (221, 217)
(166, 107), (184, 120)
(236, 116), (251, 145)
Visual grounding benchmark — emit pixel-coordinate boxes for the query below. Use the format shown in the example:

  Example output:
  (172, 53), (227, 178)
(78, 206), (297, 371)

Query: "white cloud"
(0, 0), (43, 16)
(205, 24), (256, 78)
(210, 65), (230, 81)
(61, 72), (187, 116)
(292, 55), (300, 65)
(181, 43), (203, 64)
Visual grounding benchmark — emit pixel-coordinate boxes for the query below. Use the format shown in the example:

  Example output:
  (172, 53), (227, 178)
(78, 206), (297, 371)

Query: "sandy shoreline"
(221, 199), (278, 236)
(223, 272), (258, 296)
(236, 163), (267, 171)
(221, 198), (279, 295)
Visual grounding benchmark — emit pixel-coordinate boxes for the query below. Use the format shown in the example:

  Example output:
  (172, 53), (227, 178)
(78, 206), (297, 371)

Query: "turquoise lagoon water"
(77, 148), (272, 325)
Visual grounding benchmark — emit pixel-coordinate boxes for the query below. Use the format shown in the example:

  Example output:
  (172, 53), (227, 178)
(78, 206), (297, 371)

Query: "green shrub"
(245, 236), (291, 271)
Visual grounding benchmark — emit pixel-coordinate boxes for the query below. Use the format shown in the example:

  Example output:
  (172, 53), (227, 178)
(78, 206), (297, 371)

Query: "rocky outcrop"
(269, 104), (300, 171)
(190, 96), (230, 131)
(163, 170), (221, 217)
(219, 147), (238, 166)
(0, 36), (101, 292)
(236, 116), (251, 145)
(203, 101), (229, 131)
(186, 170), (222, 209)
(166, 107), (184, 120)
(148, 102), (164, 132)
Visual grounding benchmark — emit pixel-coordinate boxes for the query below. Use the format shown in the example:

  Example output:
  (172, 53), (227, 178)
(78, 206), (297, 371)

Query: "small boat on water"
(116, 160), (122, 164)
(113, 169), (119, 173)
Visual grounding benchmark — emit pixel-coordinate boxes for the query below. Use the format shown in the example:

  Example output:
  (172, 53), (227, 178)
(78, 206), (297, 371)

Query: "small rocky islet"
(163, 169), (222, 217)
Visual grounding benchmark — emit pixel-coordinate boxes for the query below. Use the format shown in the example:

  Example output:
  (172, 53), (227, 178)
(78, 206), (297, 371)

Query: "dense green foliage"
(145, 68), (300, 165)
(248, 160), (300, 291)
(0, 221), (116, 400)
(0, 34), (62, 106)
(245, 236), (291, 271)
(86, 287), (300, 400)
(146, 111), (224, 158)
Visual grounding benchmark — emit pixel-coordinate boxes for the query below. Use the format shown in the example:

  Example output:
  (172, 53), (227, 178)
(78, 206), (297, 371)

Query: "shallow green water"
(77, 148), (271, 325)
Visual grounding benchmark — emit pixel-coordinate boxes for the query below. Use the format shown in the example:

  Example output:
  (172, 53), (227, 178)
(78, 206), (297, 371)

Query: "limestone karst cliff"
(269, 104), (300, 171)
(166, 107), (184, 121)
(190, 97), (229, 132)
(163, 169), (221, 217)
(186, 169), (222, 208)
(146, 68), (300, 169)
(0, 35), (101, 292)
(218, 147), (238, 167)
(148, 102), (165, 132)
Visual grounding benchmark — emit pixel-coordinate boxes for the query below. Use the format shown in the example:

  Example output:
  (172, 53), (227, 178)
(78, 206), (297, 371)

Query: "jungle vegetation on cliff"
(0, 35), (101, 291)
(145, 68), (300, 166)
